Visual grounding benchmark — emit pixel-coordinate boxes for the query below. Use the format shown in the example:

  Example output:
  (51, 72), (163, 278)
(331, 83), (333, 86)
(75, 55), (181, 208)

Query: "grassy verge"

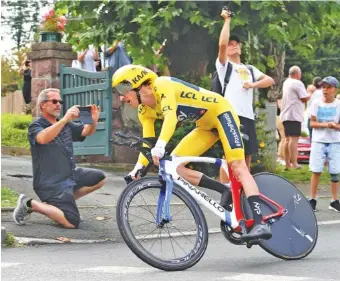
(275, 163), (330, 185)
(1, 113), (32, 148)
(1, 187), (19, 208)
(3, 232), (17, 248)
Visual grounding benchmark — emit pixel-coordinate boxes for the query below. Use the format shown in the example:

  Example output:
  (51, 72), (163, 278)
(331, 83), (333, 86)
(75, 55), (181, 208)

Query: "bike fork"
(155, 176), (173, 226)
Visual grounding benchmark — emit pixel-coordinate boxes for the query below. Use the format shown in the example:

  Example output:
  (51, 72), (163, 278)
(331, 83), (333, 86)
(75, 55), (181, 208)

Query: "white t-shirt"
(310, 98), (340, 143)
(78, 46), (97, 72)
(215, 58), (264, 120)
(306, 89), (323, 118)
(280, 78), (308, 123)
(72, 60), (81, 69)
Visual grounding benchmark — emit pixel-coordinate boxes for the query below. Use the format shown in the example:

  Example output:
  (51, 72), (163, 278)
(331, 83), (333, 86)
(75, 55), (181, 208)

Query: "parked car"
(297, 136), (311, 163)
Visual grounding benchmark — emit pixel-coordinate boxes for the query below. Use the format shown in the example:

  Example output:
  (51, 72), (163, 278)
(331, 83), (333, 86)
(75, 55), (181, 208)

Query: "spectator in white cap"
(309, 76), (340, 212)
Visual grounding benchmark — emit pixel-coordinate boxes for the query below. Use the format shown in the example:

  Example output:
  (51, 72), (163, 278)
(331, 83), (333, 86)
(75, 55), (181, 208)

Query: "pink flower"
(56, 22), (65, 30)
(48, 9), (55, 17)
(59, 16), (67, 24)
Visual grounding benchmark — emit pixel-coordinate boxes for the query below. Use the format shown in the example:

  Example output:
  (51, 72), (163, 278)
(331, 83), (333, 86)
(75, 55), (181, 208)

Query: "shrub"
(4, 232), (17, 248)
(1, 114), (32, 148)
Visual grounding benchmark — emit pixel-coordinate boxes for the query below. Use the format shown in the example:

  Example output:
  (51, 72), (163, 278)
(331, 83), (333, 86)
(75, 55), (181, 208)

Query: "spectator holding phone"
(216, 7), (275, 183)
(18, 56), (32, 105)
(13, 88), (105, 228)
(104, 40), (132, 75)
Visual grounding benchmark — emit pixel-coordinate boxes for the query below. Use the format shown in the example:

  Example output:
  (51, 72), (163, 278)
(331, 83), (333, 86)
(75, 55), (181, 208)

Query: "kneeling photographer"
(13, 88), (106, 229)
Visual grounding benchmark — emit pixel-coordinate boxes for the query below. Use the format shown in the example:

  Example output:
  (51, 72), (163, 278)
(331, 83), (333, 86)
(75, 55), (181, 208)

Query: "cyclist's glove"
(125, 163), (144, 184)
(151, 140), (166, 159)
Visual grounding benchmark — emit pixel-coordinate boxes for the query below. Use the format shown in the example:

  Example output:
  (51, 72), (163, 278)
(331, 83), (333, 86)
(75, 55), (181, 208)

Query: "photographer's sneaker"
(309, 199), (317, 212)
(329, 200), (340, 213)
(12, 194), (32, 225)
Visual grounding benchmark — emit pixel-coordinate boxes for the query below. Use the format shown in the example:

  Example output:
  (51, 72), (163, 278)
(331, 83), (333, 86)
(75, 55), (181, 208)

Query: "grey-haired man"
(13, 88), (106, 228)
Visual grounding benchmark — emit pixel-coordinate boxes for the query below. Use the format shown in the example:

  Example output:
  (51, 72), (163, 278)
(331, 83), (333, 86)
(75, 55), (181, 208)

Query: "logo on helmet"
(132, 70), (148, 85)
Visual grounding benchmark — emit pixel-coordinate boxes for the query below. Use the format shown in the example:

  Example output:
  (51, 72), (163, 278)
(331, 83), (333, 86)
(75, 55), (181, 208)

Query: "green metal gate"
(60, 64), (113, 156)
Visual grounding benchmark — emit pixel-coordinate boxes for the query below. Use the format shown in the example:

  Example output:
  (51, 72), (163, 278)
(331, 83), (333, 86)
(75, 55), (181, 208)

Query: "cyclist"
(112, 64), (272, 241)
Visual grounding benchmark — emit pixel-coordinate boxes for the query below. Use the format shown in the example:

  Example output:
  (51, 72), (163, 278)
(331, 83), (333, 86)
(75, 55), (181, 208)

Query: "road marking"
(80, 266), (157, 274)
(318, 219), (340, 225)
(135, 219), (340, 240)
(220, 273), (309, 281)
(1, 263), (22, 268)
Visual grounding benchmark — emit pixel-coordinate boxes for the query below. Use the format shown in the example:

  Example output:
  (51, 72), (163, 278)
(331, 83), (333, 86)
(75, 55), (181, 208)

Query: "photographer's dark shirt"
(28, 116), (85, 201)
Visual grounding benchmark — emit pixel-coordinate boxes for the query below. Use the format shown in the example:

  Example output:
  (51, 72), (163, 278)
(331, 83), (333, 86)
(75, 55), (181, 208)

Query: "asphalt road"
(2, 223), (340, 281)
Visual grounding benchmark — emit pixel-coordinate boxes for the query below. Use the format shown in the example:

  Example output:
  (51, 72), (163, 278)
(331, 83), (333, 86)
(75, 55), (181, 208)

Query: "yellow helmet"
(111, 64), (158, 95)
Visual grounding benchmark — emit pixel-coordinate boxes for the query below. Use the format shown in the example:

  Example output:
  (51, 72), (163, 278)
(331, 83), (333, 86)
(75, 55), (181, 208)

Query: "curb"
(1, 205), (117, 212)
(1, 227), (6, 244)
(1, 146), (31, 156)
(15, 237), (115, 245)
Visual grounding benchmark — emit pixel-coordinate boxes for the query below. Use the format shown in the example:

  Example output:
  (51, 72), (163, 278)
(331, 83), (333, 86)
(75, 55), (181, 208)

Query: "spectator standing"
(12, 88), (106, 228)
(18, 56), (32, 105)
(78, 45), (99, 72)
(308, 76), (340, 212)
(104, 40), (132, 75)
(280, 66), (310, 170)
(306, 77), (323, 140)
(216, 8), (275, 182)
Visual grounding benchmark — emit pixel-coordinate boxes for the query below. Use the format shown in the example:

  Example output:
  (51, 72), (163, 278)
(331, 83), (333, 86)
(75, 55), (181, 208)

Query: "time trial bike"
(112, 132), (318, 271)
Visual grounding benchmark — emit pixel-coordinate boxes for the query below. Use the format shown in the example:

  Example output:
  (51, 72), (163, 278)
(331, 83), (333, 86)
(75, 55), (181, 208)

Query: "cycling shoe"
(241, 223), (272, 242)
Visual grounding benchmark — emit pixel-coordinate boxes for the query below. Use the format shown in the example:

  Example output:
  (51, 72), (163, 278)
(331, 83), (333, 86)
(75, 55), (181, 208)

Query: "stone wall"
(1, 91), (26, 114)
(27, 42), (140, 164)
(28, 42), (76, 117)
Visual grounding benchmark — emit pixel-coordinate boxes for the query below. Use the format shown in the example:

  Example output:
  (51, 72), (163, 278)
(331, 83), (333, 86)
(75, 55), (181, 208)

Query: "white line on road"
(219, 273), (310, 281)
(135, 219), (340, 240)
(317, 219), (340, 225)
(80, 266), (157, 274)
(1, 263), (22, 268)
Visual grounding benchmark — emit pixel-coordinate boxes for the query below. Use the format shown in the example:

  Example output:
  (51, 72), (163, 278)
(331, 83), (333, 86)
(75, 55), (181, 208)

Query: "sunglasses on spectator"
(45, 99), (64, 105)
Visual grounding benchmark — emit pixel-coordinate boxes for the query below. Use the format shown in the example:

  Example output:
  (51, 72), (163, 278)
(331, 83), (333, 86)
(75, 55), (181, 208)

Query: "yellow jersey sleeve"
(137, 105), (156, 166)
(154, 78), (178, 144)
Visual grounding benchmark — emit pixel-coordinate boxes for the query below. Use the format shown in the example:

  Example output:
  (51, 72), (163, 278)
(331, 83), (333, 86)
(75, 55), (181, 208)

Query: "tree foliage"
(2, 0), (50, 50)
(55, 0), (340, 92)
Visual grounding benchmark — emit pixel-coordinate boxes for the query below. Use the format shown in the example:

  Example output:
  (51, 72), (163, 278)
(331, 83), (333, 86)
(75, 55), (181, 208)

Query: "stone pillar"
(27, 42), (77, 117)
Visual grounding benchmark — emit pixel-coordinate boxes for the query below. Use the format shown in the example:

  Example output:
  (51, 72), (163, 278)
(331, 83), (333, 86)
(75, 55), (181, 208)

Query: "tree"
(2, 0), (50, 50)
(55, 1), (340, 89)
(1, 46), (31, 94)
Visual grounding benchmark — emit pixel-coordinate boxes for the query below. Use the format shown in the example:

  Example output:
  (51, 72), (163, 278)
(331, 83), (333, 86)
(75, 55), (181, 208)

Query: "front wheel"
(242, 173), (318, 260)
(116, 177), (209, 271)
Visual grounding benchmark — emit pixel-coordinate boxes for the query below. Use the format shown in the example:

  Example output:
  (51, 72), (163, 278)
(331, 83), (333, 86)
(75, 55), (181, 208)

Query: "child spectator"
(309, 76), (340, 212)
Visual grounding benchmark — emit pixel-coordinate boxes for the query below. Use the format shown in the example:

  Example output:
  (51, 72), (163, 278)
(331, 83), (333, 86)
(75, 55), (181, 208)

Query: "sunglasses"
(45, 99), (64, 105)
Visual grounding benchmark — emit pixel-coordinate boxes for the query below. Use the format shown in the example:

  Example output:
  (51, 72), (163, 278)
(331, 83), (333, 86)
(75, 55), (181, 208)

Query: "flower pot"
(40, 32), (62, 42)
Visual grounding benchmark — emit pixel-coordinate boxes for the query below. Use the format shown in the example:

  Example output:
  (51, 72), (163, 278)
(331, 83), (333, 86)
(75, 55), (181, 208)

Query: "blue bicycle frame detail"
(225, 210), (232, 226)
(156, 160), (174, 224)
(157, 159), (233, 227)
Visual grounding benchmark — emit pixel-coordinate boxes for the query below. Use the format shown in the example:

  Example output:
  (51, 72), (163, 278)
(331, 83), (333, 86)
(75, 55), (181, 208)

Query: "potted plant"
(39, 9), (67, 42)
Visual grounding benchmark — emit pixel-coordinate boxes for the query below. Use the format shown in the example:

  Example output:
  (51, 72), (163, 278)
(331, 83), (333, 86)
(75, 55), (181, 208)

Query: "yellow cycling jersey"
(137, 76), (244, 166)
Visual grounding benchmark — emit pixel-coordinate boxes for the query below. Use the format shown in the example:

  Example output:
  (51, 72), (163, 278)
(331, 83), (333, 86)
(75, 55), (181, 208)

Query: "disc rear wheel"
(242, 173), (318, 260)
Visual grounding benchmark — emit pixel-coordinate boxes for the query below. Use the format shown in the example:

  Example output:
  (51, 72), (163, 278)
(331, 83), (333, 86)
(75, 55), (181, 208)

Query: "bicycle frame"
(158, 156), (286, 233)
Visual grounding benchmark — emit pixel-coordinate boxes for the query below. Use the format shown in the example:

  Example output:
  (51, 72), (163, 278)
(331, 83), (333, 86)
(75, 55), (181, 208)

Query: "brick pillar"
(27, 42), (77, 117)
